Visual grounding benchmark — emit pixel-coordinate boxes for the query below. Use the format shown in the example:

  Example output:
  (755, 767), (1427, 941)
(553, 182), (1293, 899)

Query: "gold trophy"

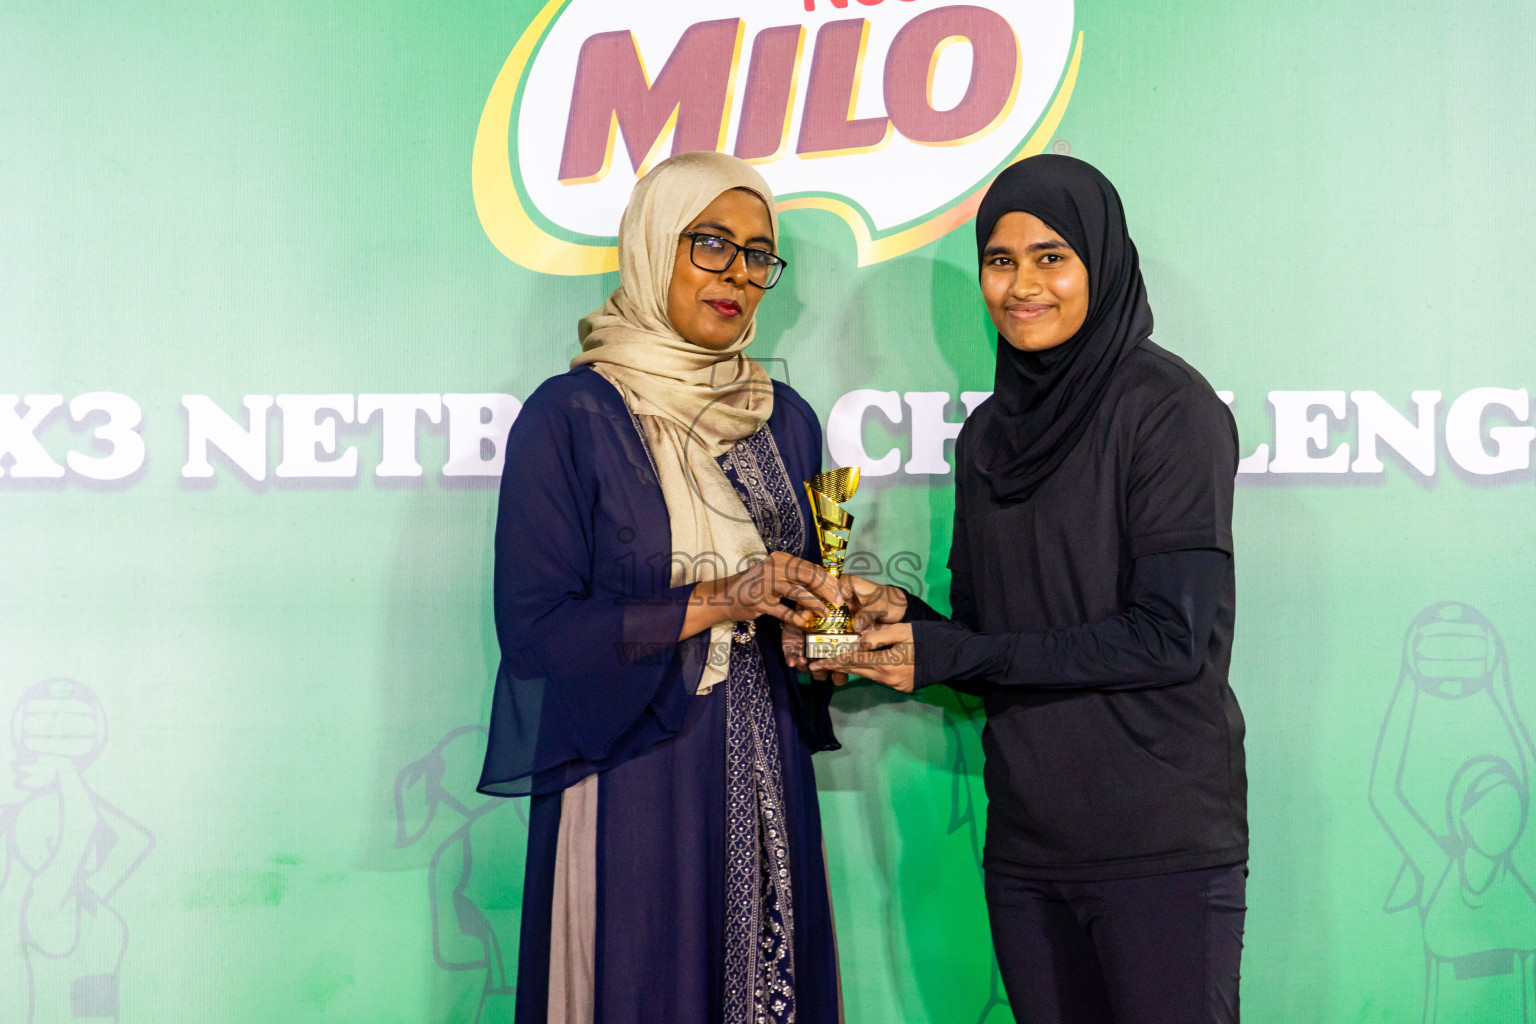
(803, 467), (862, 660)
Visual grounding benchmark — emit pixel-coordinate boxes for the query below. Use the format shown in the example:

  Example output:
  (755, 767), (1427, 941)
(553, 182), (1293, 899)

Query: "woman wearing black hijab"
(814, 155), (1248, 1023)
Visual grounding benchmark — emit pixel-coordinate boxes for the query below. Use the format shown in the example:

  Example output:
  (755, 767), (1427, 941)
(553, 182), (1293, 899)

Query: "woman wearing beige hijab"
(478, 152), (844, 1023)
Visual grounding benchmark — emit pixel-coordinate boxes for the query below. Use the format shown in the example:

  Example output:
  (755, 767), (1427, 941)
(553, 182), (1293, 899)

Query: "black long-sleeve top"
(905, 549), (1226, 692)
(905, 342), (1248, 882)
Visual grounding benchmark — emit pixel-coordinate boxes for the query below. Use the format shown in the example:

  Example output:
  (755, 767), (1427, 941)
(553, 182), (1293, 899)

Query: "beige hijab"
(572, 151), (779, 694)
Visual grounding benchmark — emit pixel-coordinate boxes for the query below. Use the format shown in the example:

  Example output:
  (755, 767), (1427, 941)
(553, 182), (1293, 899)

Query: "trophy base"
(805, 632), (859, 660)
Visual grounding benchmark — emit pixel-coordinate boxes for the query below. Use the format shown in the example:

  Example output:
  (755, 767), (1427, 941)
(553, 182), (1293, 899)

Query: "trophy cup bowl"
(803, 466), (861, 660)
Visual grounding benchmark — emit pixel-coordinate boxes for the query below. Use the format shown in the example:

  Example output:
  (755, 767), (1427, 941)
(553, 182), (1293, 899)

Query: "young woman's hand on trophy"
(805, 575), (916, 692)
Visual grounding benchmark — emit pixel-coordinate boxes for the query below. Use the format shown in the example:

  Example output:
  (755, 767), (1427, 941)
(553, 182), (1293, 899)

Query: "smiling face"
(666, 188), (775, 351)
(979, 210), (1090, 353)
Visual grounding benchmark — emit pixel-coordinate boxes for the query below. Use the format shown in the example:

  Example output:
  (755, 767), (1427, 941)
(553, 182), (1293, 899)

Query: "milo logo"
(474, 0), (1080, 273)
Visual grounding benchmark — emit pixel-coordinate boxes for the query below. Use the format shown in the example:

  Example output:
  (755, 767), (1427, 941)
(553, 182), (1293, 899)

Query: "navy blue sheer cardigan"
(478, 365), (839, 797)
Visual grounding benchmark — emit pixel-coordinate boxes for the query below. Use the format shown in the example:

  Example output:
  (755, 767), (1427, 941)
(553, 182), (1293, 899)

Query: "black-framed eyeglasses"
(680, 232), (788, 289)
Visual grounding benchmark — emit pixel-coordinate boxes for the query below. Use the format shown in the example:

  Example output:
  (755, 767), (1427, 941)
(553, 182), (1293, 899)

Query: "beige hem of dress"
(549, 772), (598, 1024)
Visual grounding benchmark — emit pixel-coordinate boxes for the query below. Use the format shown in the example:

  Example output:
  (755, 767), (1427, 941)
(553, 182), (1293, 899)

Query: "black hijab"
(971, 155), (1154, 503)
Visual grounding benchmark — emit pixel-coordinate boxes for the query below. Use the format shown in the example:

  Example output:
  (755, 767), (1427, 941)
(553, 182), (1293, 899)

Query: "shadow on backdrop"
(395, 725), (527, 1024)
(926, 250), (1009, 1024)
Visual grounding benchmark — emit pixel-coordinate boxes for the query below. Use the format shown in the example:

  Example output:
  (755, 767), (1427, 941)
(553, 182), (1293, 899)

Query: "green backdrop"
(4, 1), (1535, 1021)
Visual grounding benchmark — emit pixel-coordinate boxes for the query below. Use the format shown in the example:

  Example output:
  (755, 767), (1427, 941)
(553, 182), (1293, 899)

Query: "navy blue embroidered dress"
(479, 365), (841, 1023)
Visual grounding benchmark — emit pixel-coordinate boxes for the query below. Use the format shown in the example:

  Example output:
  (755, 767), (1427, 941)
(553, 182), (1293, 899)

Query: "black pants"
(985, 862), (1246, 1024)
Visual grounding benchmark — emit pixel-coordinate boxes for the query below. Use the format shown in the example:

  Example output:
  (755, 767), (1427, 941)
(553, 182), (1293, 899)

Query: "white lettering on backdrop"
(1, 390), (1533, 484)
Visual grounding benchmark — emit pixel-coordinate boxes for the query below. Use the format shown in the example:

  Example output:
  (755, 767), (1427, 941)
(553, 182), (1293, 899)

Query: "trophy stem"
(806, 566), (856, 659)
